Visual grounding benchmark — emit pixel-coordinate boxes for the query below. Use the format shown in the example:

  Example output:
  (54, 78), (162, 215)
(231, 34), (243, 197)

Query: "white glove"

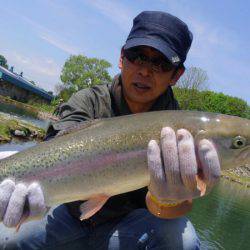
(147, 127), (221, 203)
(0, 179), (46, 229)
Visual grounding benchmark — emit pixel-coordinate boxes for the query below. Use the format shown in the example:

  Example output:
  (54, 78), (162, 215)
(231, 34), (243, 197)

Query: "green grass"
(0, 114), (45, 143)
(29, 102), (56, 113)
(0, 123), (11, 142)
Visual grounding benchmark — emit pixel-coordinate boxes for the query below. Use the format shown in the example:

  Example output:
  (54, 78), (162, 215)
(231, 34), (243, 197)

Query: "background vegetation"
(174, 67), (249, 119)
(174, 88), (250, 119)
(56, 55), (112, 101)
(0, 55), (8, 69)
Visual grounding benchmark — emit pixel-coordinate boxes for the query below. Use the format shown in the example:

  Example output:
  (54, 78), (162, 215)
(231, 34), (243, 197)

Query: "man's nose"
(137, 62), (153, 77)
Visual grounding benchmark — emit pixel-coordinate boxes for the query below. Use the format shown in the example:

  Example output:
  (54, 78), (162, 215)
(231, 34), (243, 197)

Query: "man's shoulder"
(67, 84), (112, 111)
(72, 84), (111, 101)
(68, 83), (113, 120)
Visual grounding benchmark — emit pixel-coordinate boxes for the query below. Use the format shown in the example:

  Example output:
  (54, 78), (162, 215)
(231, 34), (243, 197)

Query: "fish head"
(196, 114), (250, 170)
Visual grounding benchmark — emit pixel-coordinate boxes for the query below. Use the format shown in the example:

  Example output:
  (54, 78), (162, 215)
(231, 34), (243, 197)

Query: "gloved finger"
(148, 139), (170, 198)
(177, 129), (198, 191)
(160, 127), (182, 186)
(0, 179), (15, 221)
(147, 140), (165, 182)
(28, 183), (47, 219)
(198, 139), (221, 187)
(3, 183), (27, 227)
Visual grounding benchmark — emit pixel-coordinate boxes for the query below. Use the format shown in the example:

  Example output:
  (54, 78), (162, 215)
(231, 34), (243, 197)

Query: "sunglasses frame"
(123, 48), (175, 73)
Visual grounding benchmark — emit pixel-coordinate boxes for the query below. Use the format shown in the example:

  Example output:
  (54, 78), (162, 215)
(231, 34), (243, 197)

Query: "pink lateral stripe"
(23, 149), (147, 182)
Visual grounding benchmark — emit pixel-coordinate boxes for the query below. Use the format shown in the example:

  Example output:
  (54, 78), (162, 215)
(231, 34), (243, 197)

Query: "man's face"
(119, 46), (184, 107)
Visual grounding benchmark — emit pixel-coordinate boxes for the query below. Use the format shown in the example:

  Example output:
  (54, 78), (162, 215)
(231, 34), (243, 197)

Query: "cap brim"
(124, 37), (181, 66)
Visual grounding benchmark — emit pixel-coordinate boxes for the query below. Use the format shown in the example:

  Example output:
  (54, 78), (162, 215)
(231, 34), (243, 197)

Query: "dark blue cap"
(124, 11), (193, 66)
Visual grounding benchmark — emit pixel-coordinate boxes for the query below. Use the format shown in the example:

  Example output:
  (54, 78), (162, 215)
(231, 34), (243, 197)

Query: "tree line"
(0, 55), (8, 69)
(174, 67), (249, 118)
(174, 87), (249, 119)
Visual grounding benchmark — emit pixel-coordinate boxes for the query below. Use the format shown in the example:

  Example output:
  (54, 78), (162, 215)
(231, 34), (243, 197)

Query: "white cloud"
(5, 50), (61, 91)
(83, 0), (134, 32)
(39, 33), (80, 55)
(21, 15), (81, 55)
(10, 52), (59, 77)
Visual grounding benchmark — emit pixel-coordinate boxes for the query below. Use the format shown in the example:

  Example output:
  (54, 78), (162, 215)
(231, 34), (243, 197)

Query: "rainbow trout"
(0, 110), (249, 211)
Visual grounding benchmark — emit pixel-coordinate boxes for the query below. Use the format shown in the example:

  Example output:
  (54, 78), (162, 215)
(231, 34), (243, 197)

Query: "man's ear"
(118, 48), (125, 69)
(169, 67), (185, 86)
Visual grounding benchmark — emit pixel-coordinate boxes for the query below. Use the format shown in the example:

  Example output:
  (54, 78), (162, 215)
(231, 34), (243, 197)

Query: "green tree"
(177, 67), (209, 91)
(0, 55), (8, 69)
(173, 87), (249, 118)
(58, 86), (76, 101)
(175, 67), (209, 109)
(54, 83), (73, 101)
(60, 55), (112, 92)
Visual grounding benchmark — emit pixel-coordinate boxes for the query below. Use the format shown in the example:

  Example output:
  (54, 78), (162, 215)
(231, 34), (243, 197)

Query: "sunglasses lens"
(161, 61), (174, 72)
(124, 49), (174, 72)
(124, 49), (138, 62)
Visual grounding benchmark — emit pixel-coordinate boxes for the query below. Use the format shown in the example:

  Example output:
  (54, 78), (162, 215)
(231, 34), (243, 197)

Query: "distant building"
(0, 66), (53, 103)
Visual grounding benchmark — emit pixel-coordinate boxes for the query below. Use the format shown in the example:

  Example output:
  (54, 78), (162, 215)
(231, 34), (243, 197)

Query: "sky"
(0, 0), (249, 104)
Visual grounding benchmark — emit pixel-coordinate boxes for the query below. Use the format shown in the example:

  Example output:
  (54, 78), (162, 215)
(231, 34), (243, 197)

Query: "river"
(0, 102), (48, 129)
(0, 104), (249, 249)
(189, 180), (250, 249)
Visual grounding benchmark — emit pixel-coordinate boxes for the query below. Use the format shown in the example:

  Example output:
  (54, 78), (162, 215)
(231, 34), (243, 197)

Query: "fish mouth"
(236, 146), (250, 165)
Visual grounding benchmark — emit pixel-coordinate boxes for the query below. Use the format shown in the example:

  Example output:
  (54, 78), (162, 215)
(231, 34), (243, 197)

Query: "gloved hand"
(147, 127), (221, 205)
(0, 179), (46, 229)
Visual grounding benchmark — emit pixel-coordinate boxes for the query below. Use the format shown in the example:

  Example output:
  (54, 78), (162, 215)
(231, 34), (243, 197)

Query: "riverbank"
(0, 113), (45, 143)
(0, 95), (58, 121)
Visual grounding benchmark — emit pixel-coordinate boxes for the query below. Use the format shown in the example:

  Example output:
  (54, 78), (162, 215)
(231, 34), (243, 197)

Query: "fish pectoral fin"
(79, 194), (110, 221)
(196, 175), (207, 197)
(15, 206), (50, 232)
(15, 210), (30, 232)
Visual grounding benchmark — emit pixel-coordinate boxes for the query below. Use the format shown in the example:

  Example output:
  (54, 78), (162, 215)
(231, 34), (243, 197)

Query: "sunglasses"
(123, 48), (175, 73)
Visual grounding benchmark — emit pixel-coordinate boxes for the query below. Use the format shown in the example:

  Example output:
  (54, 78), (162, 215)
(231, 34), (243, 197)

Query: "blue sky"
(0, 0), (249, 104)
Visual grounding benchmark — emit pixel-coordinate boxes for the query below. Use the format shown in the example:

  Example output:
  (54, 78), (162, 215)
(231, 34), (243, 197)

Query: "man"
(0, 11), (220, 249)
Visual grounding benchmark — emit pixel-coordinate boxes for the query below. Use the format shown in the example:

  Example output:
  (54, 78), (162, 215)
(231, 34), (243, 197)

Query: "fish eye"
(232, 136), (246, 149)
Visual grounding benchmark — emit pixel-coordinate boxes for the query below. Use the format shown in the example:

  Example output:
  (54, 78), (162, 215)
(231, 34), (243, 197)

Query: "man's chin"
(128, 94), (155, 104)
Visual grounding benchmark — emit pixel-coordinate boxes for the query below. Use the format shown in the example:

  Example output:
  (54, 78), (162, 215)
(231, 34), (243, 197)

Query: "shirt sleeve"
(45, 85), (112, 139)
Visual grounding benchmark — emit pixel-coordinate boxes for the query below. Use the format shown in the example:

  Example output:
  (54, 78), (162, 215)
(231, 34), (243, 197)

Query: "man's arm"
(46, 85), (112, 139)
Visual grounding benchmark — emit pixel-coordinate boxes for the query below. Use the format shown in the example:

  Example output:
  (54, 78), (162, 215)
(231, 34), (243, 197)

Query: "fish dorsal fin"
(56, 119), (101, 137)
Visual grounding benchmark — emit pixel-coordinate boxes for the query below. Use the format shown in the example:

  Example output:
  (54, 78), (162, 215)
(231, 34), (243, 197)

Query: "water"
(0, 102), (37, 117)
(0, 140), (36, 152)
(188, 179), (250, 249)
(0, 103), (48, 129)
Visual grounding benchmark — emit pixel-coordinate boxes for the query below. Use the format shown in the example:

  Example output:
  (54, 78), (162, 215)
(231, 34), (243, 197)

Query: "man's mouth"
(133, 82), (151, 90)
